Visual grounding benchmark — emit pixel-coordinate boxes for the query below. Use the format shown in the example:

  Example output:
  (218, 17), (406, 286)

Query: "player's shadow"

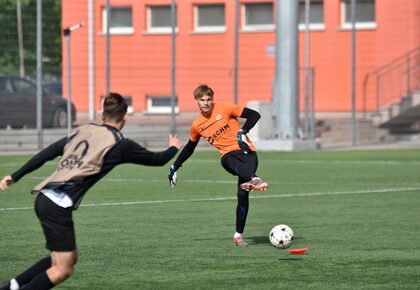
(248, 236), (304, 246)
(248, 236), (270, 245)
(249, 236), (307, 260)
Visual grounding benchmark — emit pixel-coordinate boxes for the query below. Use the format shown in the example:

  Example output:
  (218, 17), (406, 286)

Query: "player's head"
(102, 92), (128, 126)
(193, 84), (214, 100)
(193, 84), (214, 116)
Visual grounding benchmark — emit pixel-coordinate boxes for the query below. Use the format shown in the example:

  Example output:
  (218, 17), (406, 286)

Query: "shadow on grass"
(278, 258), (304, 261)
(249, 236), (308, 260)
(248, 236), (304, 245)
(248, 236), (270, 245)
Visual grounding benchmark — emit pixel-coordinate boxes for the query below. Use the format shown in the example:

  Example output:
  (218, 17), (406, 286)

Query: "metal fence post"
(170, 0), (177, 135)
(36, 0), (43, 150)
(63, 23), (83, 136)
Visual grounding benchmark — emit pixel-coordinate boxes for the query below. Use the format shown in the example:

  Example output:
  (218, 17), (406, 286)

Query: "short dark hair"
(193, 84), (214, 100)
(102, 92), (128, 122)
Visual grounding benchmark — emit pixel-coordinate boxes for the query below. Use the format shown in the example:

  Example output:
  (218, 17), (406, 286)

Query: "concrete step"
(317, 118), (394, 145)
(374, 90), (420, 132)
(0, 123), (213, 152)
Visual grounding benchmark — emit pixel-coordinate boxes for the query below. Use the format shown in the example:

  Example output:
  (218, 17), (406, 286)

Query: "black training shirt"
(11, 124), (178, 208)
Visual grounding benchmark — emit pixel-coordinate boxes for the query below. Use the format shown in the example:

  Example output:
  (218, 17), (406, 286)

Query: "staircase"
(374, 91), (420, 134)
(317, 117), (395, 148)
(371, 46), (420, 134)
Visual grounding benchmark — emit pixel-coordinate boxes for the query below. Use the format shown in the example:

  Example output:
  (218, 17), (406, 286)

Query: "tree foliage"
(0, 0), (62, 79)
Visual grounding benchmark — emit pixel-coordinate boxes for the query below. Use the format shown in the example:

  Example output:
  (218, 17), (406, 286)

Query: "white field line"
(2, 158), (420, 168)
(20, 176), (420, 188)
(1, 186), (419, 212)
(23, 176), (240, 184)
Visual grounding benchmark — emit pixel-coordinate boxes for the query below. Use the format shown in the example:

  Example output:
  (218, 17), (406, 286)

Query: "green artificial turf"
(1, 149), (419, 289)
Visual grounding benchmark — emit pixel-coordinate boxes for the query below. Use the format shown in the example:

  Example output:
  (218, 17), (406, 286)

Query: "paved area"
(1, 134), (419, 156)
(321, 140), (420, 151)
(1, 112), (419, 155)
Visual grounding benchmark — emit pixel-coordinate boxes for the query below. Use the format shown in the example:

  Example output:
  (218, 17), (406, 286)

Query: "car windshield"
(12, 78), (36, 94)
(0, 78), (13, 93)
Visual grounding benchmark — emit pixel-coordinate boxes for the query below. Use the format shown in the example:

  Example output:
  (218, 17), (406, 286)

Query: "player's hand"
(168, 165), (177, 189)
(237, 129), (251, 154)
(169, 134), (182, 150)
(0, 175), (14, 191)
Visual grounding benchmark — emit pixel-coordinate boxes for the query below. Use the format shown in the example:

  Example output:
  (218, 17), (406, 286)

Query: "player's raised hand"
(0, 175), (14, 190)
(169, 134), (182, 150)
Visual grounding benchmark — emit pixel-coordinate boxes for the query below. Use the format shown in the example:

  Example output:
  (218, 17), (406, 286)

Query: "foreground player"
(168, 84), (268, 247)
(0, 93), (182, 290)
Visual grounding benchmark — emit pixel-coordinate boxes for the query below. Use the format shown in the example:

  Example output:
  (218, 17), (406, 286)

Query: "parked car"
(43, 81), (62, 96)
(0, 76), (76, 128)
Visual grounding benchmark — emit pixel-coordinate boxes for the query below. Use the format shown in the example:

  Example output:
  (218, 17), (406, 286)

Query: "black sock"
(15, 257), (52, 287)
(236, 189), (249, 233)
(21, 272), (54, 290)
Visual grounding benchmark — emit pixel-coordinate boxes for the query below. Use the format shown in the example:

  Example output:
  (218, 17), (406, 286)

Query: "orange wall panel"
(62, 0), (420, 114)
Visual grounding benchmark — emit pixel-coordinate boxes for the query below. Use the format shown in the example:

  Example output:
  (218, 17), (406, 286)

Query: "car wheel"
(52, 107), (68, 128)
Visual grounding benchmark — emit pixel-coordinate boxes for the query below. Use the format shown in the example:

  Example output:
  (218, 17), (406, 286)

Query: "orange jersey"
(190, 103), (256, 156)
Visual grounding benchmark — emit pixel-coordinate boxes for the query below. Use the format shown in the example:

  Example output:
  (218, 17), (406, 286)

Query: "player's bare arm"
(0, 175), (14, 190)
(169, 134), (183, 150)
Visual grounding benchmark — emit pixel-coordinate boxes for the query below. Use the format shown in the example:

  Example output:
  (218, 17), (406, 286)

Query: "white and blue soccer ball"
(269, 224), (294, 249)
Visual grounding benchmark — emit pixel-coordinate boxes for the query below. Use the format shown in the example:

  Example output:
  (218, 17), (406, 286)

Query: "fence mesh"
(0, 0), (61, 82)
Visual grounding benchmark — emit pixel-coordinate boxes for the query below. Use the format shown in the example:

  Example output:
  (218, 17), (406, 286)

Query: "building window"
(102, 6), (133, 34)
(298, 0), (325, 30)
(147, 96), (178, 114)
(147, 5), (178, 34)
(242, 2), (274, 31)
(101, 95), (133, 114)
(194, 4), (226, 33)
(341, 0), (376, 29)
(125, 96), (134, 114)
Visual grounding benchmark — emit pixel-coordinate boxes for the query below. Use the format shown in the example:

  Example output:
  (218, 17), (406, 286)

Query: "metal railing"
(299, 67), (316, 139)
(373, 46), (420, 110)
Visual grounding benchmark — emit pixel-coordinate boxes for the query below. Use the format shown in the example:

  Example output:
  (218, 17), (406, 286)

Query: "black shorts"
(221, 150), (258, 183)
(34, 193), (76, 252)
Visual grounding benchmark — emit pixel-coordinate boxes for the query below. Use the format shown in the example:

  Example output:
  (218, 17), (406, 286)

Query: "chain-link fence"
(0, 0), (61, 82)
(1, 0), (419, 151)
(0, 0), (316, 150)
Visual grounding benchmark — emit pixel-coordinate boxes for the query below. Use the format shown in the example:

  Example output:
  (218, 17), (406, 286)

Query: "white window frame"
(193, 4), (226, 33)
(146, 5), (178, 34)
(100, 95), (133, 114)
(298, 23), (325, 31)
(147, 96), (179, 114)
(340, 0), (376, 30)
(125, 96), (134, 114)
(102, 6), (134, 35)
(298, 0), (326, 31)
(241, 2), (275, 32)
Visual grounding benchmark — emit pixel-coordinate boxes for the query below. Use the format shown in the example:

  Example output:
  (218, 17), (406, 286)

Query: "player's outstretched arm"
(167, 134), (182, 188)
(0, 176), (14, 190)
(168, 165), (177, 188)
(168, 139), (199, 189)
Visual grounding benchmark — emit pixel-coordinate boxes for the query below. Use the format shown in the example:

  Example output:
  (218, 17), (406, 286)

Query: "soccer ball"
(269, 224), (294, 249)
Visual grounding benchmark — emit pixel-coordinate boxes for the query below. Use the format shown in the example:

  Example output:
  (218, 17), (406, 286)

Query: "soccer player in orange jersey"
(168, 84), (268, 247)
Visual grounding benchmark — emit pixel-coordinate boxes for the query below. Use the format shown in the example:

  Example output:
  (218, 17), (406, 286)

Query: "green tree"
(0, 0), (62, 80)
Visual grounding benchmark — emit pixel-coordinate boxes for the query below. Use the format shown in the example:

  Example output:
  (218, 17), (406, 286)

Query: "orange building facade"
(62, 0), (419, 116)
